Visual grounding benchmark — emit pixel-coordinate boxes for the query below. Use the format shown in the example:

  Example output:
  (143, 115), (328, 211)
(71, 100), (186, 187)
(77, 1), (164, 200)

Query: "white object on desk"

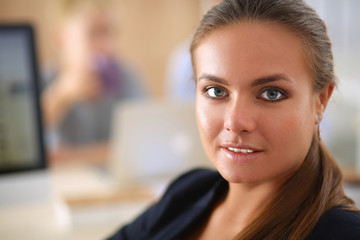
(0, 170), (51, 206)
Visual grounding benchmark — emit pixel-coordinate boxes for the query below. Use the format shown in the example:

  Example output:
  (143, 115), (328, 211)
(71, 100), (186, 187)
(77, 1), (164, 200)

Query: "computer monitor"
(0, 24), (50, 205)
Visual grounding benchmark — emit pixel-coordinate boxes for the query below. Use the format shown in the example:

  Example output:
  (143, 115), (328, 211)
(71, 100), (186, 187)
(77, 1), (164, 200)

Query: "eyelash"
(202, 85), (288, 103)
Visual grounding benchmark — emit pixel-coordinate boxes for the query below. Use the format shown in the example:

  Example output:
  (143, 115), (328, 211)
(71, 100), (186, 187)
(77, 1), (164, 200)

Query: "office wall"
(0, 0), (201, 97)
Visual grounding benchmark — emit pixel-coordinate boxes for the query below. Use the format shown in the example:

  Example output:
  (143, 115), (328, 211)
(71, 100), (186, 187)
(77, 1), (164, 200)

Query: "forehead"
(194, 21), (311, 83)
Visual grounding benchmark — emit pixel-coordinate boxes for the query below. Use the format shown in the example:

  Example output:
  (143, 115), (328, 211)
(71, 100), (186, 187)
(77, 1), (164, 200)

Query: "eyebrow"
(198, 74), (228, 85)
(251, 74), (294, 87)
(198, 73), (294, 86)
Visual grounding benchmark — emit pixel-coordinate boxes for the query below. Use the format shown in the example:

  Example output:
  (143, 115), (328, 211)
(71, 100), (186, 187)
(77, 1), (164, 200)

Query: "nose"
(224, 97), (257, 135)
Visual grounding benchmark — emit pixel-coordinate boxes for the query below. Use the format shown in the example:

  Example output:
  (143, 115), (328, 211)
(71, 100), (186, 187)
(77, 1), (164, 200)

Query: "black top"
(107, 169), (360, 240)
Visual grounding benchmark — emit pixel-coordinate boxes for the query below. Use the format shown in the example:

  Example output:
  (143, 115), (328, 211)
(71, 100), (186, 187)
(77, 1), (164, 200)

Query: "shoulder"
(163, 168), (221, 197)
(308, 206), (360, 240)
(147, 168), (222, 223)
(107, 168), (222, 240)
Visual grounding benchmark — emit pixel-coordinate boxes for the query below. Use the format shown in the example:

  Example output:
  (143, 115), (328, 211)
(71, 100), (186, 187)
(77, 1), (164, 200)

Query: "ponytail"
(233, 137), (358, 240)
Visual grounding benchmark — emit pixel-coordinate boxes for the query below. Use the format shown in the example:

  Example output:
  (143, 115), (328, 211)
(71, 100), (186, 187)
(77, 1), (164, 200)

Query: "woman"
(107, 0), (360, 239)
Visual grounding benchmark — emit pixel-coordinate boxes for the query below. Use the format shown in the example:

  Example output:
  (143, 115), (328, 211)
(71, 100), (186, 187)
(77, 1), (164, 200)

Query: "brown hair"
(190, 0), (358, 239)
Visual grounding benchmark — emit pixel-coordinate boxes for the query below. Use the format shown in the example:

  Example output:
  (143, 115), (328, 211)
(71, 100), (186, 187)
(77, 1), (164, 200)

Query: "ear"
(315, 84), (334, 118)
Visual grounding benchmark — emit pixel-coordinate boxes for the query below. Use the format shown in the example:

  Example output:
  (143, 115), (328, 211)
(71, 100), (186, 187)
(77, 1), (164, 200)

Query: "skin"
(192, 21), (333, 239)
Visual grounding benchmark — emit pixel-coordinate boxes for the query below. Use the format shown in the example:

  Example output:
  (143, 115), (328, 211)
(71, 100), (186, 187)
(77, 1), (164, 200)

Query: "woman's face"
(194, 21), (330, 184)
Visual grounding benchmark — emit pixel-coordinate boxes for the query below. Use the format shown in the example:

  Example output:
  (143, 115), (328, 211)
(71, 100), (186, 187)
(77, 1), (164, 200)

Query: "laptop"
(108, 100), (213, 186)
(0, 24), (50, 205)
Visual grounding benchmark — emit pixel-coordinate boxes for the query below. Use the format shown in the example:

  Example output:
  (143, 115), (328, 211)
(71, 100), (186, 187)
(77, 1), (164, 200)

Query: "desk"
(0, 201), (120, 240)
(0, 163), (159, 240)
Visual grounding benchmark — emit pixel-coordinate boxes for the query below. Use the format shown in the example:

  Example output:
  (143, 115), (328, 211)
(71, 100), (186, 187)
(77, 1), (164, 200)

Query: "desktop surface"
(0, 163), (156, 240)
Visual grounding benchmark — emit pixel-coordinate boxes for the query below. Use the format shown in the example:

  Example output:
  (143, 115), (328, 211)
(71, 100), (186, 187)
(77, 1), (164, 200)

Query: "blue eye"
(260, 88), (285, 101)
(205, 86), (228, 98)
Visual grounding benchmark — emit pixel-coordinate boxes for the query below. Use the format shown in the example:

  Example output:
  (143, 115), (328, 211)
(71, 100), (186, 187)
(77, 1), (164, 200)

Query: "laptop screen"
(0, 25), (46, 174)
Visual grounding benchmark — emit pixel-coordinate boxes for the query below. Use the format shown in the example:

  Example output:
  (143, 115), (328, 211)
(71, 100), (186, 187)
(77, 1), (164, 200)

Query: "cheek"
(196, 99), (223, 148)
(263, 104), (315, 158)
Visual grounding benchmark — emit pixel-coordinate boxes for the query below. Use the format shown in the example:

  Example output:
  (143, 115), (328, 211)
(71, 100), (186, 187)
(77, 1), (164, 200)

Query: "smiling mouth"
(221, 145), (262, 162)
(227, 147), (255, 153)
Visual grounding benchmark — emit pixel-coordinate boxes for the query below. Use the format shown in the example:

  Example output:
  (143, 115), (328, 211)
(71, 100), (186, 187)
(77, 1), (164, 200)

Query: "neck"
(221, 158), (303, 228)
(222, 181), (280, 229)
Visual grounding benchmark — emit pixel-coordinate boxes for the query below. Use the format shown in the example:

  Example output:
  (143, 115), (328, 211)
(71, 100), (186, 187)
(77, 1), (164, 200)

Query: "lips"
(221, 144), (263, 162)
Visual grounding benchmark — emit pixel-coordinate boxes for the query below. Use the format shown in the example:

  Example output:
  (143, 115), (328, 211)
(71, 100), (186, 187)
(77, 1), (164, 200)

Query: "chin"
(216, 167), (260, 184)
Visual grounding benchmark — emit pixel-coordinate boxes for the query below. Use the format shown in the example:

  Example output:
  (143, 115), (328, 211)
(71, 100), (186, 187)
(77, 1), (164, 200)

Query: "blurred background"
(0, 0), (359, 239)
(0, 0), (219, 164)
(306, 0), (360, 173)
(0, 0), (202, 97)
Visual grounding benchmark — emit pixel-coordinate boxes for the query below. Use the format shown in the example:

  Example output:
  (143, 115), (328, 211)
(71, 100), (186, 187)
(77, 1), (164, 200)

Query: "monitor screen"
(0, 25), (46, 174)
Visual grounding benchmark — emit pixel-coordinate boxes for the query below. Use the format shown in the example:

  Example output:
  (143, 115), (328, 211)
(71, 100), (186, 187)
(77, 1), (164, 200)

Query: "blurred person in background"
(42, 0), (146, 164)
